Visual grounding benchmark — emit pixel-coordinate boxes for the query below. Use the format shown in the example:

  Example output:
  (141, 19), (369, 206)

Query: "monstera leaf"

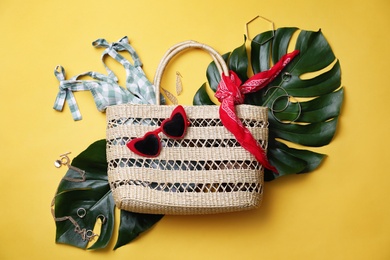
(193, 28), (344, 181)
(53, 140), (163, 250)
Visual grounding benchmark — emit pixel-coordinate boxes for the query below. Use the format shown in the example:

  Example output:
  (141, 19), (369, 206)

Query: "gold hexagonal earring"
(245, 15), (275, 45)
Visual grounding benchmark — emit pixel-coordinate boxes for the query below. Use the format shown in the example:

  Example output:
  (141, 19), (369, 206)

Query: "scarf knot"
(214, 50), (300, 172)
(215, 72), (244, 104)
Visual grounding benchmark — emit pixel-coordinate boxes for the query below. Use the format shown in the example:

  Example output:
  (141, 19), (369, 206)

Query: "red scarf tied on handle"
(215, 50), (300, 173)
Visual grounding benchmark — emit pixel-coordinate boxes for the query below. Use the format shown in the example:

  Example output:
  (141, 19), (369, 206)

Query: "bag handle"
(153, 41), (229, 105)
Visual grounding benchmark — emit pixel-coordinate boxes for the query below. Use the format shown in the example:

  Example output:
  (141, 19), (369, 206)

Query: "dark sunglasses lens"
(131, 133), (160, 156)
(163, 112), (185, 138)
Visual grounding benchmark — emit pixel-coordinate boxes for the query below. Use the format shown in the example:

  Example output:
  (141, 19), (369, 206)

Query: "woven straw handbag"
(106, 41), (269, 215)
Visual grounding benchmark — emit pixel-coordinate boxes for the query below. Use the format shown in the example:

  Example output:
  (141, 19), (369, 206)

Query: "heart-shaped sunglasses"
(127, 105), (190, 157)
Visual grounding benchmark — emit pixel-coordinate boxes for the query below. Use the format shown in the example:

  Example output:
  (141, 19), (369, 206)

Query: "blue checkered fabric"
(53, 37), (158, 121)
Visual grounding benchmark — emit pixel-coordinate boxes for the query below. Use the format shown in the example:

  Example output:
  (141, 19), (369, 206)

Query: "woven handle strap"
(153, 41), (229, 105)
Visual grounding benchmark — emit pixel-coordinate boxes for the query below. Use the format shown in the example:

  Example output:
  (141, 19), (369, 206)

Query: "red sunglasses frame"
(127, 105), (190, 157)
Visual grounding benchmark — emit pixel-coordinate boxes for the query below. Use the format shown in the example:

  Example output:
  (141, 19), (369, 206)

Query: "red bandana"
(215, 50), (300, 172)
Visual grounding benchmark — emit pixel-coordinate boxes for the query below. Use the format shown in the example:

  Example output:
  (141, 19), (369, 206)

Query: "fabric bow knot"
(92, 36), (143, 68)
(92, 36), (130, 52)
(215, 50), (300, 173)
(53, 66), (84, 120)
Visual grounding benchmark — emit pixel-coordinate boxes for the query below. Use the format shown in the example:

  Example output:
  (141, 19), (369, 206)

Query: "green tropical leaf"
(272, 88), (343, 123)
(206, 53), (230, 92)
(228, 36), (248, 81)
(260, 29), (341, 98)
(53, 140), (163, 250)
(271, 27), (298, 62)
(250, 28), (343, 176)
(267, 145), (307, 177)
(275, 143), (326, 174)
(193, 27), (344, 180)
(114, 211), (164, 250)
(270, 117), (339, 147)
(193, 83), (215, 105)
(250, 30), (274, 72)
(54, 172), (114, 250)
(265, 141), (326, 181)
(279, 60), (341, 97)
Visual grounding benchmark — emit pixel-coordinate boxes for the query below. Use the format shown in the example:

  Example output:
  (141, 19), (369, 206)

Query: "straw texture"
(106, 41), (268, 215)
(106, 104), (268, 214)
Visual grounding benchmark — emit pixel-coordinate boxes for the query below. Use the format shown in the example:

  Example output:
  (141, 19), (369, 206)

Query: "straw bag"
(106, 41), (269, 215)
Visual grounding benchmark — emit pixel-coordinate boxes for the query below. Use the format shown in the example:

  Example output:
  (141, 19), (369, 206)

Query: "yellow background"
(0, 0), (389, 259)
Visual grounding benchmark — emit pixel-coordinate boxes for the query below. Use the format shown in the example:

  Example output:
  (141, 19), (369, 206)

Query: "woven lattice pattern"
(106, 104), (268, 215)
(111, 179), (262, 193)
(108, 158), (261, 171)
(108, 137), (267, 149)
(108, 116), (267, 129)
